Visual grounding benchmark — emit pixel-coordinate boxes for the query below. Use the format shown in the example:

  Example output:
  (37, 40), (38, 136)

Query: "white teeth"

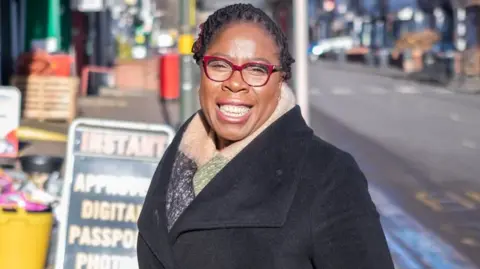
(219, 105), (250, 117)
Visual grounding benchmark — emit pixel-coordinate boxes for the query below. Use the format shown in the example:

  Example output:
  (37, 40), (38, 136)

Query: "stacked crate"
(11, 76), (79, 123)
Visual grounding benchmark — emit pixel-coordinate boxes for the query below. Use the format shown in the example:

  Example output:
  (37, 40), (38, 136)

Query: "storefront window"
(436, 9), (455, 52)
(361, 22), (372, 47)
(466, 7), (478, 48)
(374, 21), (384, 48)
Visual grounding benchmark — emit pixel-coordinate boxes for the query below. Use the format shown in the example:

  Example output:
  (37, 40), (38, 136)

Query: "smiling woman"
(197, 22), (288, 143)
(137, 4), (395, 269)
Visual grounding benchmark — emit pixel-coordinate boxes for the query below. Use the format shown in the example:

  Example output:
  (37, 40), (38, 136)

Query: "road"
(307, 61), (480, 268)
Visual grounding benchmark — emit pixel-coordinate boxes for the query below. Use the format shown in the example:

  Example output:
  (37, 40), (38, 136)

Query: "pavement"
(308, 60), (480, 268)
(319, 59), (480, 94)
(314, 60), (410, 80)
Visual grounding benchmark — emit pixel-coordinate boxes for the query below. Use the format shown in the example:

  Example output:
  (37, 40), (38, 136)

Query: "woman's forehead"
(206, 23), (279, 63)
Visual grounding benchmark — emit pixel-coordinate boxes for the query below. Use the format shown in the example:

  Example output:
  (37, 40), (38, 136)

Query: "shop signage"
(54, 118), (175, 269)
(0, 86), (21, 159)
(72, 0), (104, 11)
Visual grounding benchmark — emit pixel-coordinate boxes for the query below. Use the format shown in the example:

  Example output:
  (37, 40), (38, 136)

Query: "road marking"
(416, 191), (444, 211)
(395, 85), (420, 94)
(449, 113), (461, 122)
(432, 88), (453, 94)
(456, 223), (480, 249)
(368, 87), (388, 95)
(415, 190), (479, 212)
(331, 87), (353, 95)
(446, 192), (477, 210)
(461, 238), (480, 247)
(466, 192), (480, 203)
(384, 232), (423, 269)
(369, 186), (478, 269)
(310, 87), (323, 96)
(462, 139), (477, 149)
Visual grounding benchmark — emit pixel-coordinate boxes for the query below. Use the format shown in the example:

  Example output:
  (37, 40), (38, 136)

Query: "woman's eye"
(208, 61), (229, 69)
(247, 65), (268, 74)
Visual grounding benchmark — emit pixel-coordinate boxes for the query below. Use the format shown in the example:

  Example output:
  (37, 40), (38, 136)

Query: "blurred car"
(309, 36), (354, 61)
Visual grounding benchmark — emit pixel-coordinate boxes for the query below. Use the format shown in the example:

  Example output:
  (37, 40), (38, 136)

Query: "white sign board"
(0, 86), (21, 158)
(54, 118), (175, 269)
(75, 0), (105, 11)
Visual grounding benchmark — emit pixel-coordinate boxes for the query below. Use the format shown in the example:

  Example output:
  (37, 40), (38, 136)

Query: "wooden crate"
(11, 76), (79, 122)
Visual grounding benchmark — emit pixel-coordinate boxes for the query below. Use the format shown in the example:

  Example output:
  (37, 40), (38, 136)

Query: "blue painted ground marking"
(384, 231), (422, 269)
(369, 185), (478, 269)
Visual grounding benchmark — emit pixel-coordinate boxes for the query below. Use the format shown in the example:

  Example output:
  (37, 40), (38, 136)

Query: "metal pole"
(453, 7), (467, 83)
(378, 0), (389, 68)
(178, 0), (196, 124)
(293, 0), (310, 125)
(97, 10), (109, 67)
(189, 0), (201, 110)
(365, 16), (375, 66)
(19, 0), (25, 52)
(10, 0), (19, 60)
(0, 1), (4, 85)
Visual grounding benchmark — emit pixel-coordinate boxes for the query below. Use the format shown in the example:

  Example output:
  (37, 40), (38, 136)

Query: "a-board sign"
(0, 86), (21, 158)
(55, 118), (175, 269)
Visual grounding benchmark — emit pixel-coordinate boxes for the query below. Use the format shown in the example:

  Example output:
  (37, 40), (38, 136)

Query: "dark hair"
(192, 3), (295, 80)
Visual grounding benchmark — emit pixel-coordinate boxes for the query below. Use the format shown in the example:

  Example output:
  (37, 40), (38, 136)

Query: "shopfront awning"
(449, 0), (480, 7)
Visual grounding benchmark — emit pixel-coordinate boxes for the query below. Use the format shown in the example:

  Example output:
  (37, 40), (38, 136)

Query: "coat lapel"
(168, 106), (313, 243)
(137, 115), (194, 269)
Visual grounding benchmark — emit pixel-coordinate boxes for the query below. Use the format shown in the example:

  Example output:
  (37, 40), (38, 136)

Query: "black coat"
(137, 106), (394, 269)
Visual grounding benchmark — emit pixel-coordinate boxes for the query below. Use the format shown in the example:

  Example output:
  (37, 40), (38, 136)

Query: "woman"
(137, 3), (394, 269)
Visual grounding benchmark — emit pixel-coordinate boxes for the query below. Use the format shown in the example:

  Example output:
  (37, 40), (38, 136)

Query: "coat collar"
(138, 105), (313, 268)
(178, 85), (296, 167)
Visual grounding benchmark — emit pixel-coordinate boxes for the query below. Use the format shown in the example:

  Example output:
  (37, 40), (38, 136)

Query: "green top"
(192, 154), (229, 196)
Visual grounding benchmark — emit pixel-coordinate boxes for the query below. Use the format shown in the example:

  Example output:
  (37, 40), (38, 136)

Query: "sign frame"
(54, 118), (175, 269)
(0, 86), (21, 159)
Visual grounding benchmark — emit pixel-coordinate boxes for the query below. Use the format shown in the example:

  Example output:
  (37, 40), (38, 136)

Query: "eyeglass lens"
(205, 58), (270, 86)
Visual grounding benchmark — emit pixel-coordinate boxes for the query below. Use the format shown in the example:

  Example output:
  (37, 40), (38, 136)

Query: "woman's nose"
(223, 70), (249, 92)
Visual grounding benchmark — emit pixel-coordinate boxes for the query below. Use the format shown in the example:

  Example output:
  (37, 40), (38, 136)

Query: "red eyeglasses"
(202, 55), (282, 87)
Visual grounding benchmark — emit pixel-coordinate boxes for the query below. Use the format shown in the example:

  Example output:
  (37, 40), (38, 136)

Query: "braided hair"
(192, 3), (295, 80)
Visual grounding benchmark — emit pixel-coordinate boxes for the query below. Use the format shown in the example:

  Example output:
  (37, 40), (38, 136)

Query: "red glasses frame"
(202, 55), (282, 87)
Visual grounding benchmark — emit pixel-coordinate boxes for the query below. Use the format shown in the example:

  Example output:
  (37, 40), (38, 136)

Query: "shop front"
(455, 0), (480, 86)
(0, 0), (26, 86)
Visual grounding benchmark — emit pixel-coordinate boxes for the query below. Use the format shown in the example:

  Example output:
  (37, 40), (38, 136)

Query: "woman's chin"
(211, 117), (255, 143)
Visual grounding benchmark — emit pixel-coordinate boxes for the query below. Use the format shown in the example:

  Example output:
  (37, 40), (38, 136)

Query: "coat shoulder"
(300, 140), (393, 269)
(301, 135), (356, 177)
(299, 135), (369, 197)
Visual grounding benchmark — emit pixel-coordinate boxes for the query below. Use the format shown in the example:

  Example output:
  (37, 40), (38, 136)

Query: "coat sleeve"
(310, 152), (395, 269)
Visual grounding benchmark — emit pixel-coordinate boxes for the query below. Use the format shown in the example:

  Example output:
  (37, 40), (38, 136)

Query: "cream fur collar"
(179, 84), (297, 167)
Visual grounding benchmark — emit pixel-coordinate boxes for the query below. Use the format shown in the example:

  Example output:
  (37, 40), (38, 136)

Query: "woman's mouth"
(219, 104), (251, 117)
(216, 103), (253, 124)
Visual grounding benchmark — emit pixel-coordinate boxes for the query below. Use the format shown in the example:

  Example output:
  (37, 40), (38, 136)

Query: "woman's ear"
(278, 74), (285, 87)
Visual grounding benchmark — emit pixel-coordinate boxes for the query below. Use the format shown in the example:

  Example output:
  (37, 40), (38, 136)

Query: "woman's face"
(199, 22), (283, 144)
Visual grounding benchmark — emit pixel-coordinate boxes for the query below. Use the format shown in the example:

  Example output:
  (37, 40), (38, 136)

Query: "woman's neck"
(215, 135), (233, 150)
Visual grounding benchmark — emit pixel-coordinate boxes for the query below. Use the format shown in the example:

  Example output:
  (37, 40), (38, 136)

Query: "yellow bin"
(0, 207), (53, 269)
